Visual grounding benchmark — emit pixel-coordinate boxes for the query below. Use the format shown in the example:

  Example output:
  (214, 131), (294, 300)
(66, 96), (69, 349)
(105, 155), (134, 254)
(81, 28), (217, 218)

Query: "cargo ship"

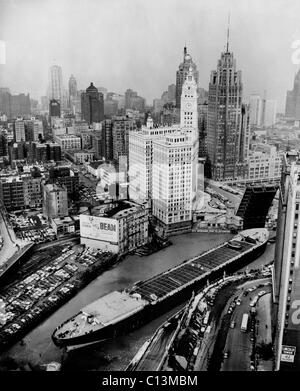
(52, 228), (269, 349)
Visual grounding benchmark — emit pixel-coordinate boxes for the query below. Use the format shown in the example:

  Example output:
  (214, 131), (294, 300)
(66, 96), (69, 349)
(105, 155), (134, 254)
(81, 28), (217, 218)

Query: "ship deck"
(130, 240), (254, 302)
(55, 291), (148, 339)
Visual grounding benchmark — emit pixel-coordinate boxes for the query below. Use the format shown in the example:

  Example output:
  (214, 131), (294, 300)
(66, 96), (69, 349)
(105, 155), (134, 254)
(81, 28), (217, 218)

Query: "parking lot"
(7, 212), (56, 244)
(0, 243), (114, 346)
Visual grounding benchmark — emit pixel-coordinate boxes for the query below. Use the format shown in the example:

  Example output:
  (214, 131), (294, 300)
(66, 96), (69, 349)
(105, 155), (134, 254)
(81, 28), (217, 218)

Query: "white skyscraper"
(152, 132), (194, 233)
(261, 99), (277, 127)
(129, 68), (199, 234)
(128, 116), (178, 203)
(48, 65), (64, 104)
(249, 94), (262, 126)
(152, 68), (199, 234)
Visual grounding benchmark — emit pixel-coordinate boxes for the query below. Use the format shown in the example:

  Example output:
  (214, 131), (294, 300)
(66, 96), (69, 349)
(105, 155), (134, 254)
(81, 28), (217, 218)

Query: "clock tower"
(180, 66), (198, 137)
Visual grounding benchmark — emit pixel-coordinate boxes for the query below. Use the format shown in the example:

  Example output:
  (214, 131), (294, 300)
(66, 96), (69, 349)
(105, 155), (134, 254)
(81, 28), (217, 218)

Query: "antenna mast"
(226, 13), (231, 53)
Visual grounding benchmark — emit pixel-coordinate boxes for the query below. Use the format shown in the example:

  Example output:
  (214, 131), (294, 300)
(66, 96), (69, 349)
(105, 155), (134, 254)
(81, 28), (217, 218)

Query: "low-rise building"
(54, 134), (81, 150)
(80, 200), (149, 254)
(51, 216), (76, 235)
(65, 149), (95, 164)
(247, 144), (282, 181)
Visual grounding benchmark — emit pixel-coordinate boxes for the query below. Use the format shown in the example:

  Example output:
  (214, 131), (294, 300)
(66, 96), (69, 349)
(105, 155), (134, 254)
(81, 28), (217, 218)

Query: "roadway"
(135, 321), (177, 371)
(206, 180), (242, 212)
(0, 206), (27, 269)
(220, 279), (272, 371)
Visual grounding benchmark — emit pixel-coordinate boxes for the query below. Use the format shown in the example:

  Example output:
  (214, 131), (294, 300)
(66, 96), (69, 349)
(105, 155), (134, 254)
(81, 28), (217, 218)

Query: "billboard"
(281, 345), (296, 363)
(80, 215), (118, 243)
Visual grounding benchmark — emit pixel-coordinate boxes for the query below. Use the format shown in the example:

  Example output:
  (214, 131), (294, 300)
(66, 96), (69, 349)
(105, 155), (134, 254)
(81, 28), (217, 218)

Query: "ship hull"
(52, 238), (267, 348)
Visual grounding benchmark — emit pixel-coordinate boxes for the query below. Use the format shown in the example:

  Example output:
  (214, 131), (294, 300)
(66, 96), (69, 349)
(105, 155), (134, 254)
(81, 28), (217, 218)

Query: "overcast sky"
(0, 0), (300, 111)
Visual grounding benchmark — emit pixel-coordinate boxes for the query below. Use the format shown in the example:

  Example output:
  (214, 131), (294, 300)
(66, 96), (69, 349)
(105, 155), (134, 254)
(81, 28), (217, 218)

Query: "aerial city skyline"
(1, 0), (300, 376)
(1, 0), (300, 111)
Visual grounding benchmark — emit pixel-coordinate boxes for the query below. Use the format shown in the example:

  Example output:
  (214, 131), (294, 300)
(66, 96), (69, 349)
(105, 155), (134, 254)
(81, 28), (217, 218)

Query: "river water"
(3, 232), (275, 371)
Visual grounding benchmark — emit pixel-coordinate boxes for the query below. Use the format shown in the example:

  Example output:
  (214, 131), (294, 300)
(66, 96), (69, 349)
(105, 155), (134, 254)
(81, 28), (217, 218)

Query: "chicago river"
(2, 232), (275, 371)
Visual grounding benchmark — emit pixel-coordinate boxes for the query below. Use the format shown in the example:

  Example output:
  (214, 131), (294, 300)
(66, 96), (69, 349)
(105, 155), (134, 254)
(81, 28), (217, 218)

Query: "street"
(220, 279), (272, 371)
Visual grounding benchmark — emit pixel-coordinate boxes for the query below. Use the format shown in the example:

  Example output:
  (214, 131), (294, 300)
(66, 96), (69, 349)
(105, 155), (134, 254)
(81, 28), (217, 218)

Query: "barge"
(52, 228), (269, 349)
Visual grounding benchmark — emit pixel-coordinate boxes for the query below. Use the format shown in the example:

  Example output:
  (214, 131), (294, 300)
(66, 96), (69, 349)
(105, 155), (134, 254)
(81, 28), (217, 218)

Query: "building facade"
(285, 69), (300, 120)
(175, 46), (199, 108)
(273, 151), (300, 370)
(81, 83), (104, 125)
(43, 183), (68, 219)
(206, 47), (245, 181)
(80, 201), (149, 254)
(54, 134), (81, 150)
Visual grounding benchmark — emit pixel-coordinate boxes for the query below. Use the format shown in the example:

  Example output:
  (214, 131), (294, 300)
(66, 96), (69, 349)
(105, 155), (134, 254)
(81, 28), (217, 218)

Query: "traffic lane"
(221, 296), (253, 371)
(136, 322), (177, 371)
(221, 281), (271, 371)
(256, 293), (272, 345)
(206, 181), (241, 212)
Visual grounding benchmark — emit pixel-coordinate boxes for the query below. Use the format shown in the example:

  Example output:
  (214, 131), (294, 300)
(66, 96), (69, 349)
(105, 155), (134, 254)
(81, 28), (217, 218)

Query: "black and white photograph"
(0, 0), (299, 381)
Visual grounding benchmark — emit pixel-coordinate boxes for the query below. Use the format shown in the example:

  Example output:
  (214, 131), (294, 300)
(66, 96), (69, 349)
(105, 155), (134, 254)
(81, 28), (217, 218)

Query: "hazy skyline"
(1, 0), (300, 111)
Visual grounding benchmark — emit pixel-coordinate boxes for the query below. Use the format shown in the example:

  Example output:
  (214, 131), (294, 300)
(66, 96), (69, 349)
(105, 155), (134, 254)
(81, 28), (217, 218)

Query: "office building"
(49, 99), (61, 117)
(0, 175), (43, 210)
(249, 94), (262, 126)
(152, 132), (194, 234)
(14, 119), (26, 142)
(25, 119), (43, 141)
(129, 116), (178, 203)
(285, 69), (300, 119)
(68, 74), (77, 112)
(54, 134), (81, 150)
(261, 98), (277, 127)
(124, 89), (145, 112)
(0, 132), (8, 157)
(80, 200), (149, 254)
(48, 65), (63, 103)
(112, 116), (136, 163)
(64, 149), (95, 164)
(48, 165), (79, 198)
(10, 94), (31, 118)
(46, 142), (62, 161)
(273, 151), (300, 370)
(81, 83), (104, 124)
(175, 46), (199, 108)
(43, 183), (68, 219)
(247, 144), (282, 181)
(206, 41), (245, 181)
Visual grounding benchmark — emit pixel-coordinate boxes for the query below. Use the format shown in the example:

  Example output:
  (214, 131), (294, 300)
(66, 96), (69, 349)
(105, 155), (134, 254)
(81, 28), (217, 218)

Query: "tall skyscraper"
(129, 68), (199, 234)
(285, 69), (300, 119)
(175, 46), (199, 108)
(81, 83), (104, 125)
(124, 89), (145, 112)
(273, 151), (300, 371)
(14, 119), (26, 142)
(48, 65), (64, 103)
(206, 37), (245, 181)
(261, 98), (277, 127)
(68, 74), (77, 98)
(249, 94), (262, 126)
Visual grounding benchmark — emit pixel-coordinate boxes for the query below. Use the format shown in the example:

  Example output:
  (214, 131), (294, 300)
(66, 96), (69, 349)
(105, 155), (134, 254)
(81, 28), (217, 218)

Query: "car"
(223, 351), (229, 359)
(230, 321), (235, 329)
(236, 300), (241, 306)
